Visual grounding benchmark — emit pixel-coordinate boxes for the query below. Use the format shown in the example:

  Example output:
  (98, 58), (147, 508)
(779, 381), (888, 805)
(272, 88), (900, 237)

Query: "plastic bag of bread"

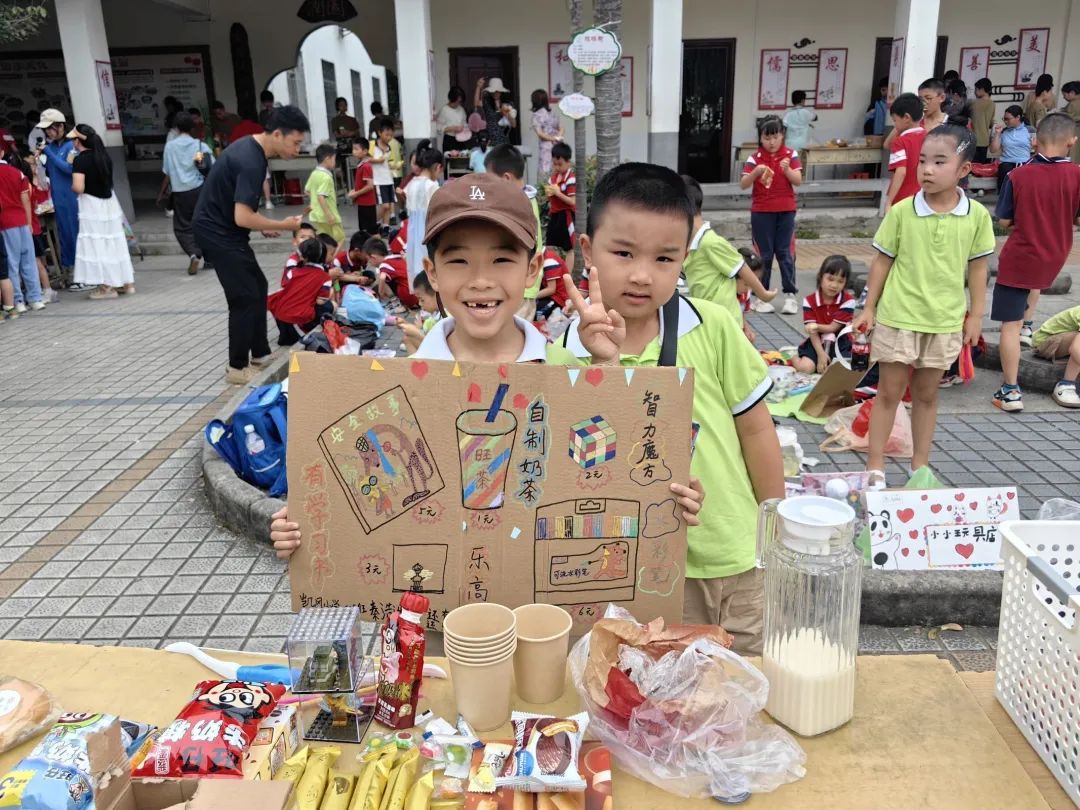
(0, 675), (62, 754)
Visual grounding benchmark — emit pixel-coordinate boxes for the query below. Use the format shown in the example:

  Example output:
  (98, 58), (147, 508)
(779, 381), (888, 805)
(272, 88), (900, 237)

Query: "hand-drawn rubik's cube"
(569, 416), (617, 469)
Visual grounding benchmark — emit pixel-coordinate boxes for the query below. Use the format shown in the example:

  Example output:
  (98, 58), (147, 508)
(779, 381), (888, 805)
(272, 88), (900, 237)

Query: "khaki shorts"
(870, 323), (963, 370)
(1033, 331), (1078, 360)
(683, 568), (763, 656)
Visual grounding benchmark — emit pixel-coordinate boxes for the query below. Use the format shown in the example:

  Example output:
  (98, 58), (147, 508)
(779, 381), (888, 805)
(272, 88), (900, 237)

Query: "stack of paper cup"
(512, 604), (573, 703)
(443, 603), (517, 731)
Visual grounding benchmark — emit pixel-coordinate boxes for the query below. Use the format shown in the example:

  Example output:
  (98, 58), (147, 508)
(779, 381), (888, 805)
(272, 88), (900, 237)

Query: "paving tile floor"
(2, 246), (1077, 673)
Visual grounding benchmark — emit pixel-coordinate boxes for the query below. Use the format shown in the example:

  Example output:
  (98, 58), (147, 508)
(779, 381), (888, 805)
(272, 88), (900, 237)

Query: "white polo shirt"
(412, 315), (549, 362)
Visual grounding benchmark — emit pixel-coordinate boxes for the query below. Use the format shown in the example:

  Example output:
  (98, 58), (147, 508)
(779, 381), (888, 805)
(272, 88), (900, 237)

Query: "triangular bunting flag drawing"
(452, 362), (462, 377)
(289, 354), (301, 373)
(625, 368), (635, 385)
(370, 359), (385, 371)
(567, 368), (581, 386)
(678, 367), (688, 385)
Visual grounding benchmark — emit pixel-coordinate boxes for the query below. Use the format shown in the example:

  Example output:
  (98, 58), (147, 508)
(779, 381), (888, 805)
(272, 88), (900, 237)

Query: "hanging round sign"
(558, 93), (596, 120)
(567, 27), (622, 76)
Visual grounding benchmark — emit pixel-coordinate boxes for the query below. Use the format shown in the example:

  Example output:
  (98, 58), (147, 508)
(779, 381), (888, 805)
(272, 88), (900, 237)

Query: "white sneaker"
(1019, 324), (1034, 347)
(45, 289), (60, 303)
(14, 303), (27, 314)
(164, 209), (174, 218)
(265, 200), (275, 210)
(1052, 381), (1080, 408)
(781, 294), (799, 315)
(29, 301), (45, 311)
(751, 298), (775, 314)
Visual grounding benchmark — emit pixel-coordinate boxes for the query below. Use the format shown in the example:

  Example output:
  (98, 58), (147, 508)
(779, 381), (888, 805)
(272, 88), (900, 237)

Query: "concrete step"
(136, 236), (294, 257)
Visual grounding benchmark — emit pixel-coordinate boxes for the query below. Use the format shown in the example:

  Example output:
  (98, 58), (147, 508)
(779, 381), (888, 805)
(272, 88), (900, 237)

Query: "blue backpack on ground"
(205, 383), (288, 496)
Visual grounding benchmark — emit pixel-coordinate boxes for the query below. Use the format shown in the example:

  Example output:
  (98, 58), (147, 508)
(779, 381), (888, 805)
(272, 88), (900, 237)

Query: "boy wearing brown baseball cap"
(410, 172), (547, 362)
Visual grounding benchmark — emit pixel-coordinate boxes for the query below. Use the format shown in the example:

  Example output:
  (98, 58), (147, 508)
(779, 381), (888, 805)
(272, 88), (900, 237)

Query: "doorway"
(449, 47), (521, 146)
(870, 35), (949, 109)
(679, 39), (736, 183)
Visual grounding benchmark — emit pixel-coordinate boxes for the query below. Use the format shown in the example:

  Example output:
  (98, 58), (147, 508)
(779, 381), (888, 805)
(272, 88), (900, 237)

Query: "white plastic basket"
(995, 521), (1080, 808)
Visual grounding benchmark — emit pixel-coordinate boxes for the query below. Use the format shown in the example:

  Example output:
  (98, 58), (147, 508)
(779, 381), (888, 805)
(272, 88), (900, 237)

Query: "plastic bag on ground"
(568, 604), (806, 800)
(820, 401), (913, 458)
(1038, 498), (1080, 521)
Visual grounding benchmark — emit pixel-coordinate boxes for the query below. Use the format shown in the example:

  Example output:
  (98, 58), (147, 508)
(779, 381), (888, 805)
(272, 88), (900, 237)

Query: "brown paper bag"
(799, 362), (869, 418)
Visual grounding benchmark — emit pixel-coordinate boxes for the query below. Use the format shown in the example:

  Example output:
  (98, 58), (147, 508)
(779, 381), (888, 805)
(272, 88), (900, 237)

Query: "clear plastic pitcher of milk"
(756, 495), (862, 736)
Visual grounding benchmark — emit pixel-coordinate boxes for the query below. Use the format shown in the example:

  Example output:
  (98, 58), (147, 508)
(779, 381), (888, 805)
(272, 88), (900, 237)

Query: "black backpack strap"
(658, 293), (680, 367)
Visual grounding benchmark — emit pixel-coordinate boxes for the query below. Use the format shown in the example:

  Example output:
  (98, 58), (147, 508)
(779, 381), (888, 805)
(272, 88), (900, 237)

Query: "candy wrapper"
(467, 743), (513, 793)
(501, 712), (589, 793)
(320, 769), (356, 810)
(132, 680), (285, 778)
(296, 745), (341, 810)
(374, 593), (430, 729)
(0, 675), (62, 755)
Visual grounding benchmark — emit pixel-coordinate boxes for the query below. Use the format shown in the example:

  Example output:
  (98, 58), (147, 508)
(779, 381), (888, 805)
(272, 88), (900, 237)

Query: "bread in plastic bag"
(0, 675), (62, 754)
(568, 605), (806, 800)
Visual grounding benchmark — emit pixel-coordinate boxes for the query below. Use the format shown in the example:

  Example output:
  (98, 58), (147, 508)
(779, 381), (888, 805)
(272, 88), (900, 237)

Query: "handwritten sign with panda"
(865, 487), (1019, 571)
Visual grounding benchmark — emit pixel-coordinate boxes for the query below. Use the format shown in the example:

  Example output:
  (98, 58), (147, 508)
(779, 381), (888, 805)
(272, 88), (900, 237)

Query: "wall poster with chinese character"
(758, 49), (790, 110)
(958, 46), (990, 85)
(1015, 28), (1050, 90)
(888, 37), (905, 102)
(96, 60), (122, 131)
(549, 42), (574, 101)
(287, 355), (693, 632)
(865, 487), (1019, 571)
(813, 48), (847, 110)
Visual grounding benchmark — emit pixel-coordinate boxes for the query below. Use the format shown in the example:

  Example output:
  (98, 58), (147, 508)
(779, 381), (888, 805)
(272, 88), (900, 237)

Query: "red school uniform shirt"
(996, 155), (1080, 290)
(0, 163), (30, 230)
(888, 126), (926, 204)
(743, 146), (800, 213)
(548, 169), (576, 214)
(540, 248), (571, 307)
(30, 185), (49, 235)
(378, 253), (418, 308)
(390, 219), (408, 254)
(267, 264), (332, 325)
(802, 289), (855, 327)
(353, 159), (376, 207)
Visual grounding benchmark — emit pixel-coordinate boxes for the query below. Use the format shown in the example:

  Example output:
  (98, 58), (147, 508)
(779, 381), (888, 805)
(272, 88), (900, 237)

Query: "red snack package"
(374, 592), (429, 729)
(132, 680), (285, 778)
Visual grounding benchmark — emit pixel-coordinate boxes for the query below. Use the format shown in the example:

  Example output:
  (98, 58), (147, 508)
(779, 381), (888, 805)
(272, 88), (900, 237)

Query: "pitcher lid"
(777, 496), (855, 546)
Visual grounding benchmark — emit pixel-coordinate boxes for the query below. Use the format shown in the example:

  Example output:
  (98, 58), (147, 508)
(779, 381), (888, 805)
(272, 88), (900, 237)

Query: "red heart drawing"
(410, 360), (429, 380)
(920, 494), (929, 501)
(498, 365), (508, 379)
(901, 547), (910, 557)
(931, 504), (942, 513)
(909, 530), (919, 540)
(955, 543), (975, 560)
(955, 493), (965, 501)
(1006, 491), (1015, 499)
(585, 368), (604, 387)
(970, 502), (978, 510)
(896, 508), (915, 523)
(918, 549), (926, 557)
(467, 383), (482, 403)
(512, 393), (529, 410)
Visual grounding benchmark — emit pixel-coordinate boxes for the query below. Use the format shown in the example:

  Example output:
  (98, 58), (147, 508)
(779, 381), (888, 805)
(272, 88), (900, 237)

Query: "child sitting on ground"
(282, 222), (318, 282)
(991, 113), (1080, 413)
(267, 236), (334, 346)
(549, 162), (781, 654)
(401, 270), (442, 354)
(367, 236), (418, 311)
(535, 247), (571, 321)
(270, 171), (704, 558)
(853, 124), (993, 488)
(792, 255), (855, 374)
(334, 230), (371, 289)
(1031, 304), (1080, 408)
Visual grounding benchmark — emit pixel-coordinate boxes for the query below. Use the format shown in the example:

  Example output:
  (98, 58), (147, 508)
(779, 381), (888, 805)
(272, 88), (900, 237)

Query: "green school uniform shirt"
(524, 194), (543, 300)
(1033, 305), (1080, 348)
(305, 166), (340, 230)
(872, 192), (995, 334)
(547, 296), (772, 579)
(683, 222), (746, 323)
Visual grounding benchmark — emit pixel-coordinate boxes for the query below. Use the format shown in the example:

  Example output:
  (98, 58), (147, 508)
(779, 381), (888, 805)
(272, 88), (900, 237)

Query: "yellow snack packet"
(403, 771), (434, 810)
(429, 802), (465, 810)
(380, 747), (420, 810)
(350, 748), (396, 810)
(274, 746), (311, 784)
(320, 770), (357, 810)
(296, 745), (342, 810)
(355, 748), (398, 810)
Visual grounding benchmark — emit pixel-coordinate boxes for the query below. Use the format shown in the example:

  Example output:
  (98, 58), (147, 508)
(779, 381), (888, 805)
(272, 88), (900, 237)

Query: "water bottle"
(851, 328), (871, 373)
(244, 424), (265, 455)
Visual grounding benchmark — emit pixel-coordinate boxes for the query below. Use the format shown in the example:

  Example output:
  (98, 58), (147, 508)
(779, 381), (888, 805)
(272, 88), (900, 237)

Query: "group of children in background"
(268, 77), (1080, 654)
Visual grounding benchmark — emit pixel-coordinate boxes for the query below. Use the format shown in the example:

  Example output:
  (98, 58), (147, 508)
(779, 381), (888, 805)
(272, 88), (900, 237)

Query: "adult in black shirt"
(193, 105), (308, 385)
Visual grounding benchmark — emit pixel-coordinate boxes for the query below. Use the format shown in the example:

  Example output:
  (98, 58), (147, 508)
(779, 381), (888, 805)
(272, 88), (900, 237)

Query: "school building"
(7, 0), (1078, 215)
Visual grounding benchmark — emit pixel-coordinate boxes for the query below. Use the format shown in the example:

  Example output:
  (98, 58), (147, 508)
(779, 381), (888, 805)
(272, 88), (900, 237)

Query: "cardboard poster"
(865, 487), (1019, 571)
(287, 356), (693, 632)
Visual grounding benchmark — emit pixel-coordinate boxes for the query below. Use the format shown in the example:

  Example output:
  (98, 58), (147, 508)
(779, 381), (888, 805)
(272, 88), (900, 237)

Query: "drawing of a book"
(318, 386), (444, 534)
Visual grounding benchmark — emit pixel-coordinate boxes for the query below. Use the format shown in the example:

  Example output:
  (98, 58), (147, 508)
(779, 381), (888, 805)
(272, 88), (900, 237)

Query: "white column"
(648, 0), (683, 169)
(891, 0), (940, 95)
(394, 0), (434, 152)
(55, 0), (134, 219)
(1058, 0), (1080, 86)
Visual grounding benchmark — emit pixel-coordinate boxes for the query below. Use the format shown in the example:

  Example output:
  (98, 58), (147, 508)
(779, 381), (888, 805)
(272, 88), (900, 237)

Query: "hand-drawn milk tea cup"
(512, 604), (573, 703)
(448, 649), (516, 731)
(456, 407), (518, 510)
(443, 602), (517, 644)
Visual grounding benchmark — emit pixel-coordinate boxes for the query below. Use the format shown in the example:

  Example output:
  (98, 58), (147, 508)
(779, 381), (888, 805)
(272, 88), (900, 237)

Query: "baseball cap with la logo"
(423, 172), (537, 252)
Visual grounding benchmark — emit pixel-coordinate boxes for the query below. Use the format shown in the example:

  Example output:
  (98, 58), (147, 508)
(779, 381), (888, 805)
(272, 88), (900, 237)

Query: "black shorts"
(32, 234), (47, 258)
(356, 204), (378, 235)
(991, 283), (1032, 322)
(546, 209), (574, 251)
(798, 333), (851, 361)
(377, 184), (395, 205)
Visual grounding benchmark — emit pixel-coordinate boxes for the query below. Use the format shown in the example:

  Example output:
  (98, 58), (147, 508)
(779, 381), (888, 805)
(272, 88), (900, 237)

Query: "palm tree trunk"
(569, 0), (587, 275)
(593, 0), (622, 179)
